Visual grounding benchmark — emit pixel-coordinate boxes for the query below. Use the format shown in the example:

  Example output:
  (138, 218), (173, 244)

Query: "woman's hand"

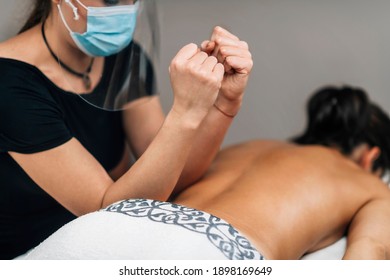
(201, 26), (253, 117)
(169, 43), (225, 127)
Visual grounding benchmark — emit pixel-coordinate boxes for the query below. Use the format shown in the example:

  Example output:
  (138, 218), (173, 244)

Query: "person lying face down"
(172, 85), (390, 260)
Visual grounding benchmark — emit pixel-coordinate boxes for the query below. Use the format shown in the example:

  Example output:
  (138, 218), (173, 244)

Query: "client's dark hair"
(292, 85), (390, 176)
(19, 0), (52, 34)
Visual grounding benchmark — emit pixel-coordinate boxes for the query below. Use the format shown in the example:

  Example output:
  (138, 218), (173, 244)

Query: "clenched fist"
(201, 26), (253, 117)
(169, 43), (225, 125)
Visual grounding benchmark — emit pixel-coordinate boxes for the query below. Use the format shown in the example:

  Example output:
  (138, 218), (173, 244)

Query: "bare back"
(174, 140), (390, 259)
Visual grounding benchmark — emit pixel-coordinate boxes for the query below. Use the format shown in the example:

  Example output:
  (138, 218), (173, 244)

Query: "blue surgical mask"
(58, 0), (139, 57)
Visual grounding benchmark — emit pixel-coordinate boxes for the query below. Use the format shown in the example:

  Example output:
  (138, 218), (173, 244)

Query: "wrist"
(167, 105), (206, 131)
(214, 94), (243, 118)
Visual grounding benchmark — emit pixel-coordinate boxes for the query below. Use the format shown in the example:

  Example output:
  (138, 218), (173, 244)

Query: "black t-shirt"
(0, 57), (128, 259)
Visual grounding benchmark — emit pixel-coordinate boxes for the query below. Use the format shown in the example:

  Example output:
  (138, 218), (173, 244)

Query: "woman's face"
(56, 0), (138, 34)
(53, 0), (138, 54)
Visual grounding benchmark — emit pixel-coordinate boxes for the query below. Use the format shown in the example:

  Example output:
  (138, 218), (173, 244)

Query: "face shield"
(53, 0), (160, 111)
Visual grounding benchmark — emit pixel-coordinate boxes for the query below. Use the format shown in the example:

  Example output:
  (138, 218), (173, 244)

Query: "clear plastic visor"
(54, 0), (160, 111)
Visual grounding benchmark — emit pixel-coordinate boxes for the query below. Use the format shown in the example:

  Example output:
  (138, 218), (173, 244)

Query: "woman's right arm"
(9, 43), (225, 216)
(343, 195), (390, 260)
(10, 114), (197, 216)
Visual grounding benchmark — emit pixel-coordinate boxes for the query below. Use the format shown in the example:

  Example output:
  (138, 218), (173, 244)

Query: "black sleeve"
(0, 63), (72, 154)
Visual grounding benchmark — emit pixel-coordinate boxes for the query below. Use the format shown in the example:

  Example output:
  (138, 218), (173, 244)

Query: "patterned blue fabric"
(103, 199), (264, 260)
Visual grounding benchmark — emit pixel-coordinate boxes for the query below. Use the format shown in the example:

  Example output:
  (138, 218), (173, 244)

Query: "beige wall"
(156, 0), (390, 146)
(2, 0), (390, 146)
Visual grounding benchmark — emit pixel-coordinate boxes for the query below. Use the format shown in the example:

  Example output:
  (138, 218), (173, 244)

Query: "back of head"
(292, 85), (390, 177)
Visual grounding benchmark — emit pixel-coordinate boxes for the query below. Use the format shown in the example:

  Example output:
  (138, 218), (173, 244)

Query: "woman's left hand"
(201, 26), (253, 117)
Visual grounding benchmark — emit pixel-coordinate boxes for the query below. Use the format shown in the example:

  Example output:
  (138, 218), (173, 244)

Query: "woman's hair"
(19, 0), (52, 34)
(292, 85), (390, 176)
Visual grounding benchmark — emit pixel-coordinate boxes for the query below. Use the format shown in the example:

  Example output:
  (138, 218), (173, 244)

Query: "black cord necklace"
(41, 23), (94, 90)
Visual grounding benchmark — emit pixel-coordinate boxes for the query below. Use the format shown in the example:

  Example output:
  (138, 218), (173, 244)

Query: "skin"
(173, 140), (390, 260)
(0, 1), (253, 216)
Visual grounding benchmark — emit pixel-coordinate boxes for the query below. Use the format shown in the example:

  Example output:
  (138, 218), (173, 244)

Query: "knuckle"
(186, 60), (196, 69)
(200, 71), (218, 86)
(213, 78), (222, 89)
(199, 51), (208, 60)
(211, 74), (222, 84)
(240, 41), (249, 49)
(225, 56), (233, 64)
(207, 55), (218, 64)
(215, 36), (223, 45)
(197, 68), (209, 78)
(170, 58), (182, 70)
(215, 63), (225, 73)
(214, 26), (223, 34)
(219, 46), (227, 55)
(248, 59), (254, 69)
(188, 42), (197, 49)
(188, 65), (200, 76)
(169, 62), (177, 73)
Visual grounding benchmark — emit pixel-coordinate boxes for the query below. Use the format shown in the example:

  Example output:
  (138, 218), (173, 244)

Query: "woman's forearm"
(174, 100), (239, 193)
(101, 109), (205, 207)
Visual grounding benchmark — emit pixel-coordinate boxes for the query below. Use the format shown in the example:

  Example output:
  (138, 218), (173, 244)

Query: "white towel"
(22, 199), (263, 260)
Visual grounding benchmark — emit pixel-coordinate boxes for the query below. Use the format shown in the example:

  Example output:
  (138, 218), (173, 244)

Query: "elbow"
(370, 239), (387, 259)
(345, 237), (387, 260)
(67, 194), (106, 217)
(99, 189), (114, 210)
(77, 200), (105, 217)
(99, 185), (173, 209)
